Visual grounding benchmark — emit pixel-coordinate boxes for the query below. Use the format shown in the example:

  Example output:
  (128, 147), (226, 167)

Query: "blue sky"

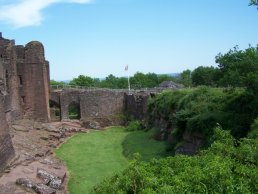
(0, 0), (257, 80)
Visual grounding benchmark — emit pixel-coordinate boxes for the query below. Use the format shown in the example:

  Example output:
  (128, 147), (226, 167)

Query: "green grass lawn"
(122, 129), (169, 161)
(55, 127), (167, 194)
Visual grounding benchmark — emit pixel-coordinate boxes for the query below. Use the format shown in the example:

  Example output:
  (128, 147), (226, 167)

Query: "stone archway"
(68, 102), (81, 120)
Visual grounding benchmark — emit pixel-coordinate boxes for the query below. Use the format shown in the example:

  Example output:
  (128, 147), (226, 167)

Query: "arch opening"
(49, 100), (61, 121)
(68, 102), (81, 120)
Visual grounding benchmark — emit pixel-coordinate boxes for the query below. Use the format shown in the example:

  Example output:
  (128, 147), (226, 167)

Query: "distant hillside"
(166, 73), (180, 77)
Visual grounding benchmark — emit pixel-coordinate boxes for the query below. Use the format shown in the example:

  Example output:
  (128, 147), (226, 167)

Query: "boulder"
(34, 184), (56, 194)
(16, 178), (35, 188)
(37, 168), (65, 189)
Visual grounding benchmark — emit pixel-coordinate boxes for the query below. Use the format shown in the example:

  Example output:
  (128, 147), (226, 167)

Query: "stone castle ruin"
(0, 33), (151, 174)
(0, 33), (178, 177)
(0, 33), (50, 172)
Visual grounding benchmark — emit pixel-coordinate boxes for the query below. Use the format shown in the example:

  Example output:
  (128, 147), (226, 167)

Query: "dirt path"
(0, 119), (89, 194)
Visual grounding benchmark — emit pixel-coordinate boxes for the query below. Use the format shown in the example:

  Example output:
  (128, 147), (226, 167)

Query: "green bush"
(126, 120), (142, 131)
(147, 87), (256, 142)
(249, 118), (258, 139)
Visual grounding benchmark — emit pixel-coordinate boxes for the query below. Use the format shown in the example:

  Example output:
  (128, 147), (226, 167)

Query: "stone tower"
(0, 33), (51, 172)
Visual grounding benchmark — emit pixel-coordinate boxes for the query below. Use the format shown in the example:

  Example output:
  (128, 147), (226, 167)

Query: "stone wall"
(124, 92), (151, 121)
(0, 94), (15, 172)
(51, 89), (125, 126)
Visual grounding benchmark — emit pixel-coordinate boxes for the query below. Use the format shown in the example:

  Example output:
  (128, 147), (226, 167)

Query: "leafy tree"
(215, 45), (258, 91)
(50, 80), (66, 85)
(69, 75), (95, 87)
(117, 77), (128, 89)
(99, 74), (119, 88)
(191, 66), (220, 86)
(131, 72), (147, 89)
(178, 69), (192, 87)
(249, 0), (258, 6)
(145, 73), (159, 88)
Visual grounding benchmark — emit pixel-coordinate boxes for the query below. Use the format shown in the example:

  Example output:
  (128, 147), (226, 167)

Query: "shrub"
(249, 118), (258, 139)
(147, 87), (255, 142)
(126, 120), (142, 131)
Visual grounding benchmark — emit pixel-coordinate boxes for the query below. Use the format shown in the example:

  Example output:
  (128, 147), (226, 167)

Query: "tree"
(215, 45), (258, 91)
(50, 80), (66, 85)
(131, 72), (147, 89)
(191, 66), (220, 86)
(178, 69), (192, 87)
(99, 74), (119, 88)
(157, 74), (178, 84)
(249, 0), (258, 6)
(69, 75), (95, 87)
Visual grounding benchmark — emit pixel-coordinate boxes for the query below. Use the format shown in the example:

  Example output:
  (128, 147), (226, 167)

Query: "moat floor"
(55, 127), (168, 194)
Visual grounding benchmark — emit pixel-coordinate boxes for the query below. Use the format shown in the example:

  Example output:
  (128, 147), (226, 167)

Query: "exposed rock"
(49, 179), (62, 190)
(13, 119), (35, 128)
(34, 184), (56, 194)
(40, 159), (53, 165)
(40, 136), (49, 141)
(12, 125), (29, 132)
(16, 178), (35, 189)
(82, 120), (101, 130)
(42, 124), (59, 133)
(37, 168), (65, 189)
(34, 122), (43, 130)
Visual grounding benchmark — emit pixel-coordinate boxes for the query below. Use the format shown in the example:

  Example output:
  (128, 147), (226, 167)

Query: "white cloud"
(0, 0), (93, 28)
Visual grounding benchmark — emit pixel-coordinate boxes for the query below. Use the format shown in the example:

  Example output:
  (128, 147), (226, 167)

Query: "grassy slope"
(55, 127), (167, 194)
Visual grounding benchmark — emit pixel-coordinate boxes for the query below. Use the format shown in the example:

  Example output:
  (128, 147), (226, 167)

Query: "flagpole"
(125, 64), (131, 94)
(127, 71), (131, 94)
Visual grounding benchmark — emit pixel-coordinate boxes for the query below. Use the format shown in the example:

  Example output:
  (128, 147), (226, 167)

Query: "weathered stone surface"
(16, 178), (35, 188)
(82, 120), (101, 129)
(124, 92), (150, 121)
(50, 89), (125, 126)
(42, 124), (59, 133)
(12, 125), (29, 132)
(34, 184), (56, 194)
(37, 168), (65, 189)
(0, 95), (15, 173)
(0, 33), (51, 173)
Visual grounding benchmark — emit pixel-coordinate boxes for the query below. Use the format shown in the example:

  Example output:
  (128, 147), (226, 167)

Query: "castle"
(0, 33), (153, 173)
(0, 33), (50, 172)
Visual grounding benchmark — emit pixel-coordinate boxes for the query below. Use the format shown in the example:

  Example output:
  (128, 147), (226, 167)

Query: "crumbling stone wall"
(16, 41), (50, 122)
(51, 89), (125, 125)
(0, 94), (15, 172)
(0, 33), (50, 122)
(0, 34), (22, 121)
(79, 90), (124, 124)
(124, 92), (151, 121)
(0, 33), (51, 173)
